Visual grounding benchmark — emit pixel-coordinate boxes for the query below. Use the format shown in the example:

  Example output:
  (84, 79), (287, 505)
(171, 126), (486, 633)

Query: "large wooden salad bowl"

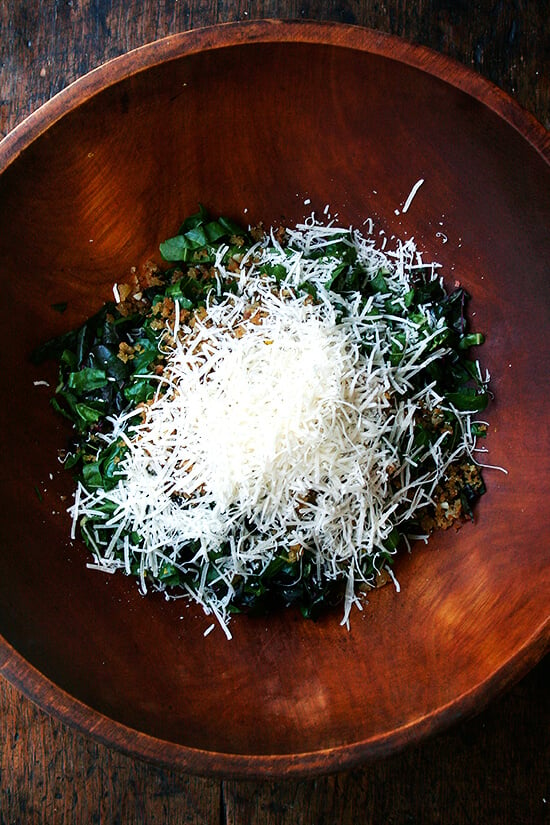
(0, 21), (548, 777)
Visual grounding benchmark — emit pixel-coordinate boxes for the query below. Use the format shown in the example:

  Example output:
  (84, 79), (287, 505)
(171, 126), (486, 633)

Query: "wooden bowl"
(0, 21), (548, 778)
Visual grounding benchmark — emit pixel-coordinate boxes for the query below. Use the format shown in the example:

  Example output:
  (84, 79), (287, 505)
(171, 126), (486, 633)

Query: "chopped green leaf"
(67, 368), (108, 393)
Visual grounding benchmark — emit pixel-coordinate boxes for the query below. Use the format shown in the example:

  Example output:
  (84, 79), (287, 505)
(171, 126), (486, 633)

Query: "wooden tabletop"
(1, 2), (548, 823)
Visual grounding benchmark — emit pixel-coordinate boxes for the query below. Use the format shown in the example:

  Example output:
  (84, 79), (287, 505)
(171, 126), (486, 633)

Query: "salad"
(34, 208), (491, 637)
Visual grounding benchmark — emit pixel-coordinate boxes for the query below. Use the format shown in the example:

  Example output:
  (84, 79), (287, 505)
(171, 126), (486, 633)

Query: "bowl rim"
(1, 19), (548, 168)
(1, 623), (548, 778)
(0, 19), (548, 778)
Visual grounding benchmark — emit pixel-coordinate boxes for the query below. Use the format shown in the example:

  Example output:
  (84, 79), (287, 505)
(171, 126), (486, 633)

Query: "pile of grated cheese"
(72, 217), (484, 637)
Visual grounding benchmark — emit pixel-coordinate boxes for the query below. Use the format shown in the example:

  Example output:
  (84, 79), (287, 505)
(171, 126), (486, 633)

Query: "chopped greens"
(36, 208), (492, 637)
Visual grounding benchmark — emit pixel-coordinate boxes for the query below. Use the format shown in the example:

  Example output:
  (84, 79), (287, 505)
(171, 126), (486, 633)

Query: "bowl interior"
(0, 26), (548, 774)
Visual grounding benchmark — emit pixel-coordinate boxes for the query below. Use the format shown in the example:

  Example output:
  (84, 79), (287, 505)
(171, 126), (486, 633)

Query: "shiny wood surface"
(0, 2), (549, 823)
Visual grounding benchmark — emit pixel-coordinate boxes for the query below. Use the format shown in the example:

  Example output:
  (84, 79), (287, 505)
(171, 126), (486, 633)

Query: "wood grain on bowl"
(0, 21), (548, 778)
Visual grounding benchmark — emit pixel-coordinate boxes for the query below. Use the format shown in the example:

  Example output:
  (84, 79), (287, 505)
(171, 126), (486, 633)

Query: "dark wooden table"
(1, 2), (548, 823)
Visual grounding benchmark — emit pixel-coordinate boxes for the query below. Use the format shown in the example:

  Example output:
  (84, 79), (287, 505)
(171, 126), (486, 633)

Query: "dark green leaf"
(74, 401), (104, 424)
(123, 379), (156, 404)
(165, 282), (194, 308)
(159, 235), (192, 261)
(82, 461), (104, 489)
(178, 206), (208, 233)
(67, 368), (108, 392)
(446, 389), (489, 412)
(459, 333), (485, 349)
(370, 269), (389, 293)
